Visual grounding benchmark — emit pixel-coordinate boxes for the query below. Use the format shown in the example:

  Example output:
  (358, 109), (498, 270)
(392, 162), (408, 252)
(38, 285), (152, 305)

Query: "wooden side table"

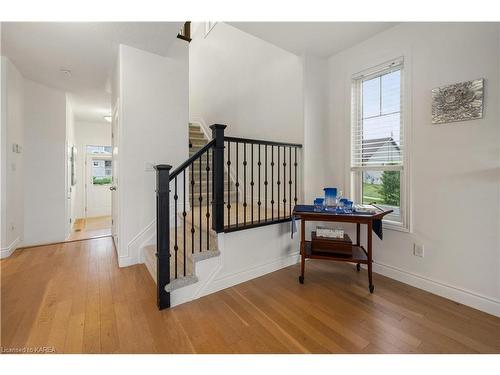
(292, 205), (393, 293)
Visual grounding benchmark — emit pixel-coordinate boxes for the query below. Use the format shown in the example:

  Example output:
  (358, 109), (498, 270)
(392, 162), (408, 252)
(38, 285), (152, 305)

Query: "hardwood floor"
(67, 216), (112, 241)
(1, 237), (499, 353)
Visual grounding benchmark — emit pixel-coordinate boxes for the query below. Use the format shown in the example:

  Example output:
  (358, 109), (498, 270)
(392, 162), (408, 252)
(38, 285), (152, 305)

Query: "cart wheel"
(369, 284), (374, 293)
(356, 263), (361, 272)
(299, 276), (304, 284)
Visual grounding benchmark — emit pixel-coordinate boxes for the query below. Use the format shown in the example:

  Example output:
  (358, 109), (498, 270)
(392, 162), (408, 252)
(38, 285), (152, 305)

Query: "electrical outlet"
(413, 243), (424, 257)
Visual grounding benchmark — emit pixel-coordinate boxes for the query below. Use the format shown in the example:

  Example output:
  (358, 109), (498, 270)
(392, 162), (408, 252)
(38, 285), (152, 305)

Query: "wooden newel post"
(210, 124), (226, 233)
(154, 164), (172, 310)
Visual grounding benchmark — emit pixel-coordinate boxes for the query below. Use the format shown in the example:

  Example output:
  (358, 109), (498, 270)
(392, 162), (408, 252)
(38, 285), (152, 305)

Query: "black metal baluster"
(271, 146), (274, 221)
(191, 162), (194, 254)
(289, 146), (292, 216)
(258, 144), (261, 222)
(227, 141), (231, 227)
(277, 146), (280, 219)
(174, 177), (178, 278)
(294, 147), (298, 207)
(199, 156), (202, 252)
(243, 143), (247, 225)
(206, 149), (210, 250)
(284, 148), (287, 217)
(235, 142), (239, 227)
(251, 144), (254, 224)
(283, 146), (286, 218)
(183, 169), (186, 277)
(265, 145), (268, 221)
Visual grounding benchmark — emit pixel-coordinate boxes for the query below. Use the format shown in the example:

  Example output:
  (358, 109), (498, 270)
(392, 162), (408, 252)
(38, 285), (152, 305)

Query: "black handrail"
(169, 139), (215, 180)
(224, 136), (302, 149)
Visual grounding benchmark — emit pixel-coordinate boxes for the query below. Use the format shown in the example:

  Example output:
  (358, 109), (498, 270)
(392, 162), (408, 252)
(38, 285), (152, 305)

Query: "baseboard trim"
(1, 237), (20, 259)
(18, 235), (111, 250)
(118, 254), (138, 268)
(373, 261), (500, 317)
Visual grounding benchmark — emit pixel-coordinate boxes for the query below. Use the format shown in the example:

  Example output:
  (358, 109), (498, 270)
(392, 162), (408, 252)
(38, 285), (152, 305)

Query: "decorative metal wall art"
(431, 78), (484, 124)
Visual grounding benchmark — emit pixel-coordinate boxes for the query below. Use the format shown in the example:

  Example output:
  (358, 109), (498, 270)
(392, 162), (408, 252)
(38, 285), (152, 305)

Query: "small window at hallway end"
(87, 145), (112, 155)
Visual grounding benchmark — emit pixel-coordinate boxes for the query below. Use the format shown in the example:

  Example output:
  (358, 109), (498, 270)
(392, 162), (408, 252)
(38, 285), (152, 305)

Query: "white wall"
(189, 22), (304, 144)
(0, 56), (24, 256)
(325, 23), (500, 316)
(303, 55), (328, 203)
(23, 78), (67, 246)
(115, 41), (188, 267)
(65, 97), (76, 234)
(73, 121), (111, 218)
(1, 22), (3, 253)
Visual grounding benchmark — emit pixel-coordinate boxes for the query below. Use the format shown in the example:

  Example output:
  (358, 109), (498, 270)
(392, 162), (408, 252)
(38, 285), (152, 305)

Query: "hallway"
(67, 216), (112, 241)
(1, 237), (499, 353)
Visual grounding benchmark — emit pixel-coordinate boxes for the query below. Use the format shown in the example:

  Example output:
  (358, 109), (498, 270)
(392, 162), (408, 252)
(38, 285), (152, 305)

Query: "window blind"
(351, 59), (404, 170)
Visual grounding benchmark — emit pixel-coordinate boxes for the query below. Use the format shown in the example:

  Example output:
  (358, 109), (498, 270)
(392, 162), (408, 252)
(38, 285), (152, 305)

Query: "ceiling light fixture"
(60, 68), (72, 77)
(103, 115), (112, 123)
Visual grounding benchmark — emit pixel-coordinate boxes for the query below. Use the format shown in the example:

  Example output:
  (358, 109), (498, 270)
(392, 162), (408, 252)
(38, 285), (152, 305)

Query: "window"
(92, 158), (113, 185)
(87, 145), (112, 155)
(351, 58), (408, 230)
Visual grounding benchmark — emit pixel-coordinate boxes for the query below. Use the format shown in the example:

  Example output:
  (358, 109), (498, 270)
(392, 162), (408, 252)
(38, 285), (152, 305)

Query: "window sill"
(383, 220), (410, 233)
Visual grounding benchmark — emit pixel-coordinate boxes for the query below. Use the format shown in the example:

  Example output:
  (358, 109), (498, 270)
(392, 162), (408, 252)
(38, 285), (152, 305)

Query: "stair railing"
(177, 21), (192, 43)
(223, 136), (303, 232)
(154, 125), (222, 309)
(155, 124), (302, 309)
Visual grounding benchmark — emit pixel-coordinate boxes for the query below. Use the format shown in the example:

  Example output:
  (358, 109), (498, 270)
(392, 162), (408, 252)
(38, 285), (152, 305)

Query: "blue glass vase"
(323, 188), (337, 209)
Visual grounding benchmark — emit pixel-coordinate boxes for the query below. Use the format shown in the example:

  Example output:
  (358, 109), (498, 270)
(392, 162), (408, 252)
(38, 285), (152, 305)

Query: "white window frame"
(350, 57), (410, 232)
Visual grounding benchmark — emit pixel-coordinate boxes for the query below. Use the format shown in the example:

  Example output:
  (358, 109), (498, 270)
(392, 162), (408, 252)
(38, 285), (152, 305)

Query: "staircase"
(142, 123), (229, 295)
(146, 123), (303, 309)
(188, 123), (237, 206)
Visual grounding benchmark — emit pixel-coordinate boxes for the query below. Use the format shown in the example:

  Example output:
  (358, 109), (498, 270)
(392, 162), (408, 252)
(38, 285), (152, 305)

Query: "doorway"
(67, 145), (113, 241)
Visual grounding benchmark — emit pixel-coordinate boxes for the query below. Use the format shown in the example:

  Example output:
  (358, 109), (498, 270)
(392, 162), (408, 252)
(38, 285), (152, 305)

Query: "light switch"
(144, 162), (155, 172)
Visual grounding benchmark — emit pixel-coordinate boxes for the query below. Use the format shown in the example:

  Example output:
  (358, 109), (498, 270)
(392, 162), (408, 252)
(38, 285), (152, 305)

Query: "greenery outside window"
(92, 159), (112, 185)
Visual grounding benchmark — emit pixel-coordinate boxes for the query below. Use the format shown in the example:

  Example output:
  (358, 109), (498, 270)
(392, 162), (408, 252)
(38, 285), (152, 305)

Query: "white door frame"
(111, 99), (120, 248)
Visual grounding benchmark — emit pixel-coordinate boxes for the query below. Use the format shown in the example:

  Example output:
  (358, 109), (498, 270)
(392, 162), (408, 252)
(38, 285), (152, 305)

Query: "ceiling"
(229, 22), (397, 58)
(2, 22), (182, 123)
